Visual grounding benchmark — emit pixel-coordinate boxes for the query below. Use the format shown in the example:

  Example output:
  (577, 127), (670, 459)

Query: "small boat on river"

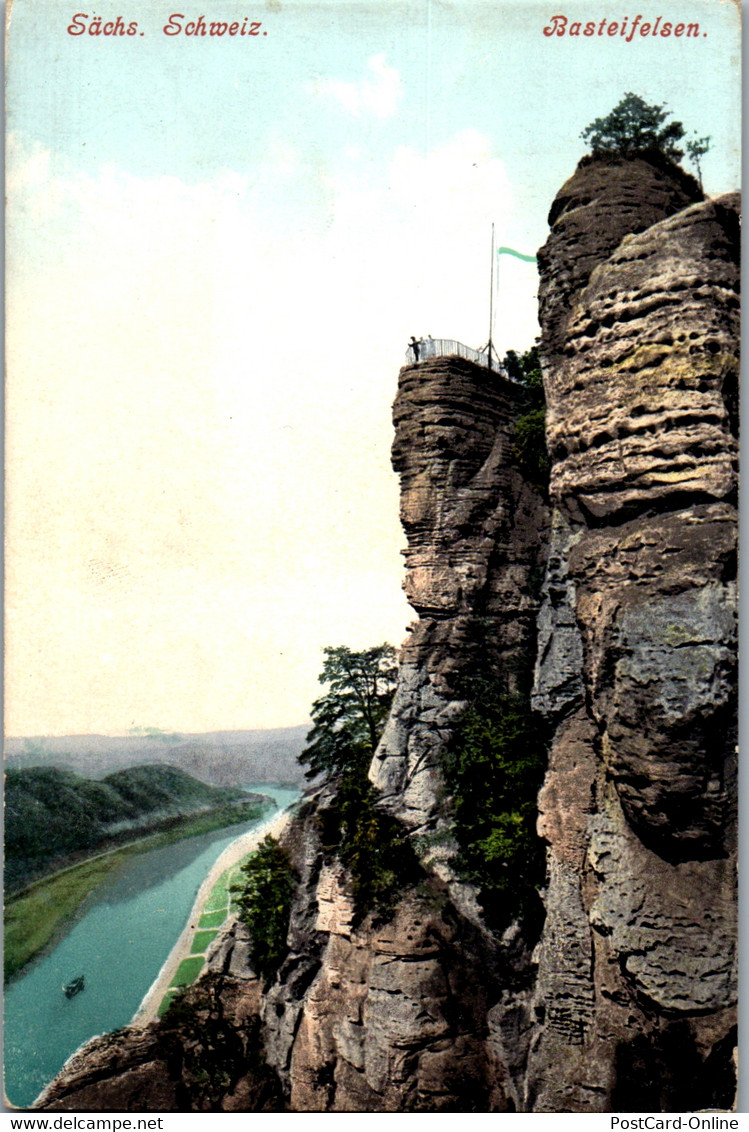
(63, 975), (85, 999)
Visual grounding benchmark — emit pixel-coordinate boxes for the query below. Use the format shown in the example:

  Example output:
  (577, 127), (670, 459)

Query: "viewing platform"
(405, 336), (516, 380)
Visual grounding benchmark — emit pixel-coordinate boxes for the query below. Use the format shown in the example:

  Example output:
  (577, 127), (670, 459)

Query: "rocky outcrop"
(260, 803), (512, 1112)
(526, 160), (738, 1111)
(35, 155), (738, 1113)
(544, 196), (739, 523)
(371, 356), (549, 839)
(537, 154), (703, 368)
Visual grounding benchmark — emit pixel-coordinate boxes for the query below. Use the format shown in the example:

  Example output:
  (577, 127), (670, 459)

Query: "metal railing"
(405, 337), (512, 378)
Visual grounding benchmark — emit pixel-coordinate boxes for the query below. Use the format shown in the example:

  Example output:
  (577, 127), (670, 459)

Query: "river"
(3, 784), (300, 1109)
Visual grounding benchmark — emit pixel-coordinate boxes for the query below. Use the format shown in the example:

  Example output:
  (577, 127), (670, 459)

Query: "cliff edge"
(35, 155), (738, 1113)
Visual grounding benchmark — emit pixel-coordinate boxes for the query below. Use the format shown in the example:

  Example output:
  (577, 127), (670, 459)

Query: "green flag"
(497, 246), (537, 263)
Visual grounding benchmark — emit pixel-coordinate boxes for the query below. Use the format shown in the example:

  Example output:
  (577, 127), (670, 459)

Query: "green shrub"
(233, 837), (298, 980)
(581, 92), (686, 161)
(299, 641), (419, 920)
(504, 347), (550, 490)
(513, 406), (549, 487)
(440, 674), (547, 933)
(318, 767), (420, 917)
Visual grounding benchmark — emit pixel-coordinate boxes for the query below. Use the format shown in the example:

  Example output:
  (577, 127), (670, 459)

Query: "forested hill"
(5, 764), (271, 891)
(4, 727), (308, 786)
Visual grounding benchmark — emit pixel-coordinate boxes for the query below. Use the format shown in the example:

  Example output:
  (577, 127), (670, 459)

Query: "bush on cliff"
(440, 658), (547, 934)
(580, 92), (712, 188)
(505, 347), (550, 489)
(317, 770), (420, 915)
(233, 836), (298, 980)
(300, 643), (419, 917)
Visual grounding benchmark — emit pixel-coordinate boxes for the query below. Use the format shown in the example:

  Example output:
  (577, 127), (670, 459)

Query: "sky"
(5, 0), (741, 737)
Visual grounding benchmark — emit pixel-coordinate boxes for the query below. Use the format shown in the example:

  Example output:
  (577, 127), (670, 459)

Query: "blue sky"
(6, 0), (741, 735)
(9, 2), (739, 199)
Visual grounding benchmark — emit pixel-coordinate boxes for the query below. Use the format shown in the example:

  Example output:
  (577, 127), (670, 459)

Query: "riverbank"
(132, 807), (292, 1026)
(5, 798), (273, 981)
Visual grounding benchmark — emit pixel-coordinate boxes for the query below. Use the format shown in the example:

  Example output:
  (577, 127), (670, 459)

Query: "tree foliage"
(233, 835), (298, 980)
(581, 92), (686, 160)
(686, 134), (711, 189)
(300, 644), (398, 780)
(439, 635), (548, 936)
(299, 642), (418, 916)
(318, 771), (420, 913)
(504, 346), (550, 489)
(235, 640), (401, 967)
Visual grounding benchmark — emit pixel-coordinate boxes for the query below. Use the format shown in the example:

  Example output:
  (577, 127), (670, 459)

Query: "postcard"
(4, 0), (740, 1116)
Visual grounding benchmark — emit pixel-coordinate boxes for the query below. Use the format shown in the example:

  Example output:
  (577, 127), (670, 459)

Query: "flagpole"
(488, 222), (495, 372)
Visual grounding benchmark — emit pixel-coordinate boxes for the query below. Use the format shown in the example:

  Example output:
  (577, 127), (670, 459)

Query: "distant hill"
(4, 764), (272, 891)
(4, 726), (309, 786)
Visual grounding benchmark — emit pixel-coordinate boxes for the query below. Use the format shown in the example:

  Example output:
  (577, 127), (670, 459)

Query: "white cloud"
(5, 136), (410, 734)
(314, 129), (539, 356)
(5, 126), (540, 736)
(313, 54), (403, 119)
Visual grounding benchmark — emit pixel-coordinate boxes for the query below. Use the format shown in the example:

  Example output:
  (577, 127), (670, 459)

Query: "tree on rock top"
(581, 92), (686, 161)
(300, 644), (398, 780)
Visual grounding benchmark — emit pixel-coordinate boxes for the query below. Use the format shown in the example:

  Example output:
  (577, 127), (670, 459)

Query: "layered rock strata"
(257, 797), (514, 1112)
(372, 356), (549, 840)
(34, 155), (738, 1113)
(537, 154), (703, 368)
(527, 160), (738, 1111)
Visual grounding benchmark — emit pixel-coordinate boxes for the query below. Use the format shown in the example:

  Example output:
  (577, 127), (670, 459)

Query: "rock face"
(537, 154), (703, 369)
(35, 155), (738, 1113)
(527, 158), (738, 1112)
(372, 356), (549, 840)
(259, 802), (514, 1112)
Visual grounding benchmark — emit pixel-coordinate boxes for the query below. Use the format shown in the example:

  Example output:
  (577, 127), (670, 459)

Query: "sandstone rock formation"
(372, 356), (549, 845)
(537, 154), (703, 369)
(34, 154), (738, 1113)
(526, 159), (738, 1111)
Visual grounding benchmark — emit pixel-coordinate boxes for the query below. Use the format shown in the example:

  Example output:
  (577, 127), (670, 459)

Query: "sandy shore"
(132, 807), (293, 1027)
